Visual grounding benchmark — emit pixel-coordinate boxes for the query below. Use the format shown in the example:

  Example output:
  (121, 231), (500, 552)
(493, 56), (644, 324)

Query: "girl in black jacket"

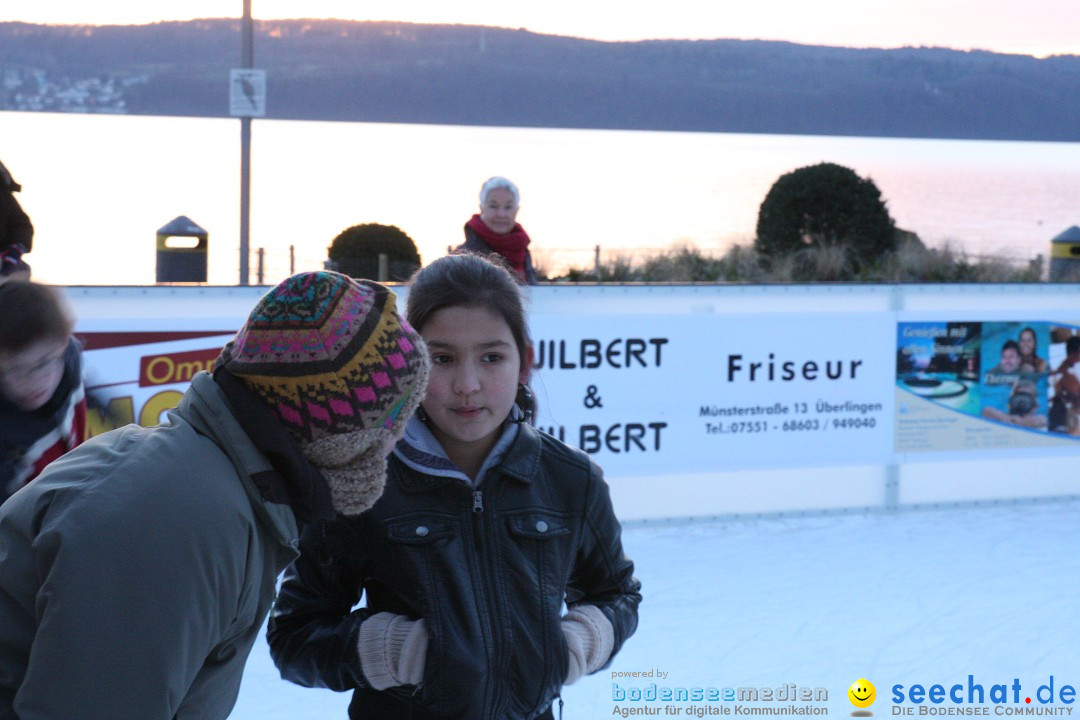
(269, 252), (641, 719)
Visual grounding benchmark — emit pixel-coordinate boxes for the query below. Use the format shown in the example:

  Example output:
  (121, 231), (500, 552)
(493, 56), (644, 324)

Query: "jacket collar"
(392, 417), (544, 492)
(176, 372), (300, 549)
(212, 367), (337, 525)
(495, 421), (543, 483)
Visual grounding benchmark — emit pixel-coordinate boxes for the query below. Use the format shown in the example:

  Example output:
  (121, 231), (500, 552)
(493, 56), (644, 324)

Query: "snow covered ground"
(232, 499), (1080, 718)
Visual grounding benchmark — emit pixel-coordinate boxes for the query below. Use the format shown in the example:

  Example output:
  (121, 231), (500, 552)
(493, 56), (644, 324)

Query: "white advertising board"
(527, 314), (895, 476)
(63, 284), (1080, 519)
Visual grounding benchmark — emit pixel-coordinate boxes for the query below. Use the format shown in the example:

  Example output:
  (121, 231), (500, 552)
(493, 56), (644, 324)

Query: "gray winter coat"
(0, 372), (299, 720)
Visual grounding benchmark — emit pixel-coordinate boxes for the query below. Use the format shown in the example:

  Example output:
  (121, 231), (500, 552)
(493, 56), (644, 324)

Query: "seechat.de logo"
(850, 679), (877, 716)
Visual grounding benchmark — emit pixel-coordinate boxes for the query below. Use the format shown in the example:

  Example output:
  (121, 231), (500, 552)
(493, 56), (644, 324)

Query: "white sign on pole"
(229, 69), (267, 117)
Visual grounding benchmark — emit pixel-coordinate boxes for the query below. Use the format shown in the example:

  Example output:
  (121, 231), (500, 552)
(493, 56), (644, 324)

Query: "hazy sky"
(6, 0), (1080, 57)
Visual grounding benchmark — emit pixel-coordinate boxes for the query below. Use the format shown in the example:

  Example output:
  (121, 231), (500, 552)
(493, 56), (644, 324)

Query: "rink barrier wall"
(63, 282), (1080, 522)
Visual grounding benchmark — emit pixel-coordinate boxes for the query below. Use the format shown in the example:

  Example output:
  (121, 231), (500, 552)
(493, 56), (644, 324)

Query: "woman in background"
(459, 176), (538, 284)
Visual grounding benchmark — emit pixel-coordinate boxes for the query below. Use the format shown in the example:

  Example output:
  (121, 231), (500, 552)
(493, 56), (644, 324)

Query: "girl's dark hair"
(0, 281), (74, 351)
(406, 252), (535, 419)
(407, 252), (530, 366)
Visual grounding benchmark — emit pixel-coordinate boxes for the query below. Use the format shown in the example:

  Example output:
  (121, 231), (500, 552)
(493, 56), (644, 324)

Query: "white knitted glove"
(561, 604), (614, 686)
(358, 612), (429, 690)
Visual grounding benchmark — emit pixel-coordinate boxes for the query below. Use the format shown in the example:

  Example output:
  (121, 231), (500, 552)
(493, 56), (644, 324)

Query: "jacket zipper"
(469, 482), (508, 717)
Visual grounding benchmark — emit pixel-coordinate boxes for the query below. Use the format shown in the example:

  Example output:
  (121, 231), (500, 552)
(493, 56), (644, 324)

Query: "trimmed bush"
(755, 162), (896, 279)
(327, 223), (421, 281)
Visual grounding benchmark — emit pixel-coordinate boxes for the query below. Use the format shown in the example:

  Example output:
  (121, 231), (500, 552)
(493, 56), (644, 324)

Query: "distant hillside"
(1, 19), (1078, 141)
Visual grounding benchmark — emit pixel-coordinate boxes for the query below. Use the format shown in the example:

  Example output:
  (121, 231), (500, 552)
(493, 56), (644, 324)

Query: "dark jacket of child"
(0, 190), (32, 253)
(268, 419), (641, 719)
(0, 161), (33, 274)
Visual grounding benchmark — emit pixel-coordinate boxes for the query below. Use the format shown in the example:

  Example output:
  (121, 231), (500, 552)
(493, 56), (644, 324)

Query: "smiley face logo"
(848, 678), (876, 710)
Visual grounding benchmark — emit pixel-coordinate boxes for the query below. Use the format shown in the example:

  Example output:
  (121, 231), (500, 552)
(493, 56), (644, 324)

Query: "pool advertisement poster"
(895, 320), (1080, 455)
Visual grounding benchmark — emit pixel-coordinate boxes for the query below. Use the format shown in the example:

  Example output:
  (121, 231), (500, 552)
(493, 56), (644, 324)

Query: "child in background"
(268, 252), (641, 719)
(0, 280), (86, 504)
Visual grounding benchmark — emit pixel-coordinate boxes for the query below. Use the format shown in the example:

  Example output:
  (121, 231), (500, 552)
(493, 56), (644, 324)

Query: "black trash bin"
(156, 216), (208, 283)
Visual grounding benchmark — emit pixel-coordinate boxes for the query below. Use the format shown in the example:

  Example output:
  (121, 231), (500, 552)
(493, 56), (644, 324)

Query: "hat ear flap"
(303, 428), (390, 516)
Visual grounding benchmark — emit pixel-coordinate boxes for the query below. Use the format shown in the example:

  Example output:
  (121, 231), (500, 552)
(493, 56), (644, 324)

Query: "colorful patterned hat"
(216, 271), (429, 514)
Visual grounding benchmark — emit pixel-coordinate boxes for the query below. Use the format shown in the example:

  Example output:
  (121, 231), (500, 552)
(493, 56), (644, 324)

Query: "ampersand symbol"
(583, 385), (603, 409)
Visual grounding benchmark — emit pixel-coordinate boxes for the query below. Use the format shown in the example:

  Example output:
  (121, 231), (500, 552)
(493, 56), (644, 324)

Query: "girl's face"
(419, 304), (526, 474)
(0, 337), (68, 411)
(479, 187), (519, 236)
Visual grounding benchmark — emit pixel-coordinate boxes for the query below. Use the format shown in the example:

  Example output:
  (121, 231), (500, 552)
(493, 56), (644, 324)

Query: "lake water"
(2, 110), (1079, 286)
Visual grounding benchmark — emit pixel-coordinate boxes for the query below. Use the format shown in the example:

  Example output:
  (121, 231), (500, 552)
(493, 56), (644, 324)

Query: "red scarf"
(466, 214), (530, 281)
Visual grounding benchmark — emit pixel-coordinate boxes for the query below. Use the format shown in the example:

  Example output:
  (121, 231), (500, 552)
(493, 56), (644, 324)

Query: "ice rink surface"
(233, 499), (1080, 718)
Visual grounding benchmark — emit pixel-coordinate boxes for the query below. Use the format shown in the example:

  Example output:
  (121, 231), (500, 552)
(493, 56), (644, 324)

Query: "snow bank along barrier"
(64, 283), (1080, 522)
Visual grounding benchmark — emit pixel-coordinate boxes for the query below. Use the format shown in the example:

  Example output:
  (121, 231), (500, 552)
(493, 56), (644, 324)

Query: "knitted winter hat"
(215, 271), (429, 515)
